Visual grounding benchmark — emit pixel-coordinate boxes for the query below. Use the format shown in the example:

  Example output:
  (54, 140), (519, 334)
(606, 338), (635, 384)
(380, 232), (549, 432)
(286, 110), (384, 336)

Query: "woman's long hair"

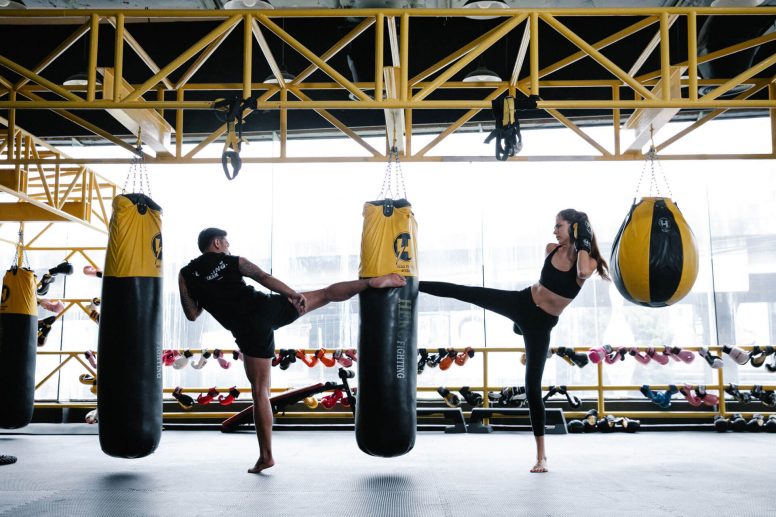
(558, 208), (611, 281)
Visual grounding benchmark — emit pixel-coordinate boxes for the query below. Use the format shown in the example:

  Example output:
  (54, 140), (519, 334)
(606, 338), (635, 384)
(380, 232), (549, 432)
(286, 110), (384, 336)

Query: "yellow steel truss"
(0, 6), (774, 165)
(0, 118), (116, 230)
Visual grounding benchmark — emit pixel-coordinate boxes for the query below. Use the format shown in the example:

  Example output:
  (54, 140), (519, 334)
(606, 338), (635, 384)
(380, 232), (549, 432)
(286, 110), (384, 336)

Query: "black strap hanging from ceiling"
(484, 94), (538, 161)
(214, 96), (258, 180)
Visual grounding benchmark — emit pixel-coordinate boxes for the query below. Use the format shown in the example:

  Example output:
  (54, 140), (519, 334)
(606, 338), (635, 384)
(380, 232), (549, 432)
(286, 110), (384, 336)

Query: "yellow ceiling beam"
(100, 67), (175, 157)
(624, 65), (685, 153)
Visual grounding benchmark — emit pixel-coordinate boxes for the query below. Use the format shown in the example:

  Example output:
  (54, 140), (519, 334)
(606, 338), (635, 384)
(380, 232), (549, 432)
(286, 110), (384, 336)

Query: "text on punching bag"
(396, 299), (412, 379)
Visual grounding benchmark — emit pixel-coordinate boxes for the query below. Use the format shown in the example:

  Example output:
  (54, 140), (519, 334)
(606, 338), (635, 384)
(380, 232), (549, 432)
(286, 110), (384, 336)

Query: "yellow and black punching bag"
(98, 194), (163, 458)
(0, 267), (37, 429)
(611, 197), (698, 308)
(356, 198), (419, 457)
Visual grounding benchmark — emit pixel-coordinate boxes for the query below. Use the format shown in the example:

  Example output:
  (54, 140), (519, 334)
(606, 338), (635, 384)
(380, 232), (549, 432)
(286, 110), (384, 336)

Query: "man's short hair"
(198, 227), (227, 253)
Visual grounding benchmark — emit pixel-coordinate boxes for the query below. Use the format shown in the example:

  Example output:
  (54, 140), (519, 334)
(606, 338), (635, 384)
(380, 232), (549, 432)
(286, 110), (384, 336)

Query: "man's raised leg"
(301, 273), (406, 313)
(243, 355), (275, 474)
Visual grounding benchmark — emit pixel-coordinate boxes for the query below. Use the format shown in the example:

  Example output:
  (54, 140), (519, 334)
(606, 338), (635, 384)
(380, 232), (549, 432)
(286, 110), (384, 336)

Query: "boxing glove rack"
(30, 344), (776, 426)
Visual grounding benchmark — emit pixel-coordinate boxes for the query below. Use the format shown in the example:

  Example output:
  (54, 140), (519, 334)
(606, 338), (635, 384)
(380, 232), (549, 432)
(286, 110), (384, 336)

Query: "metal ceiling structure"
(0, 2), (774, 183)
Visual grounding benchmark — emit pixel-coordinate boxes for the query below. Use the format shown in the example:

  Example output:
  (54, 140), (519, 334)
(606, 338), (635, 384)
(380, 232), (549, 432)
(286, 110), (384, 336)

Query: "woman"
(419, 209), (610, 473)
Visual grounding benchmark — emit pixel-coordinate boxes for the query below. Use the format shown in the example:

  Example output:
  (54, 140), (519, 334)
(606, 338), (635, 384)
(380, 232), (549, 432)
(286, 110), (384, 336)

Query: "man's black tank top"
(539, 246), (581, 299)
(180, 253), (265, 332)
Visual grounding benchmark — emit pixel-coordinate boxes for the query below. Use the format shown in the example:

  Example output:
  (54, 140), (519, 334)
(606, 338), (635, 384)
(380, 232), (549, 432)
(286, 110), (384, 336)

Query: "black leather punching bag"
(0, 267), (38, 429)
(98, 193), (163, 458)
(356, 198), (418, 457)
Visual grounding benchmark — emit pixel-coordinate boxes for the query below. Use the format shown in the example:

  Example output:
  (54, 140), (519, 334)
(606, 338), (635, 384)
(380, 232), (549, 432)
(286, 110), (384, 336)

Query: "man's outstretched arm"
(238, 257), (307, 314)
(178, 273), (203, 321)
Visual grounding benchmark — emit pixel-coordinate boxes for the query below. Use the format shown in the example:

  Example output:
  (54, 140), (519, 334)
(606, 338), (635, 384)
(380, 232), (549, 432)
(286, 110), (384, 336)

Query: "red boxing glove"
(296, 350), (318, 367)
(218, 387), (241, 406)
(455, 347), (475, 366)
(197, 387), (219, 405)
(316, 348), (336, 368)
(321, 389), (343, 409)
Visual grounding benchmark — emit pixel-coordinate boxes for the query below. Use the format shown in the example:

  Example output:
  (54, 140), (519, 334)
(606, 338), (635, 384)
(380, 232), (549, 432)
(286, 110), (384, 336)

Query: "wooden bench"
(221, 383), (330, 432)
(468, 407), (567, 435)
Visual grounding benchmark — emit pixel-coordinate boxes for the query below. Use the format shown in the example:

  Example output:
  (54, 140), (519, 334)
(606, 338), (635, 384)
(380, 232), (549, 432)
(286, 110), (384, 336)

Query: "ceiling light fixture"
(63, 73), (102, 88)
(0, 0), (27, 9)
(264, 69), (294, 84)
(223, 0), (274, 9)
(463, 0), (509, 21)
(463, 66), (501, 83)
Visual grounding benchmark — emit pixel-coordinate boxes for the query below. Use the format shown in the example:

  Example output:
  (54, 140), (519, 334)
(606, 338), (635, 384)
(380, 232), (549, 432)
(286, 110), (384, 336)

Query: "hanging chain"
(10, 227), (31, 269)
(122, 130), (152, 198)
(377, 145), (407, 200)
(633, 126), (672, 200)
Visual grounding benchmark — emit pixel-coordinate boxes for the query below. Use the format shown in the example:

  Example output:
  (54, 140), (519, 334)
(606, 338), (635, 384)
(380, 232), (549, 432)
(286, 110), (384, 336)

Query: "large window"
(3, 116), (774, 401)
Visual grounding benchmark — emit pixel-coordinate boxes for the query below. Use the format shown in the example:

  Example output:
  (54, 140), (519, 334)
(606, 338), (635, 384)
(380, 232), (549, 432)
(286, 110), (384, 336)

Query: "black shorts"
(231, 294), (300, 359)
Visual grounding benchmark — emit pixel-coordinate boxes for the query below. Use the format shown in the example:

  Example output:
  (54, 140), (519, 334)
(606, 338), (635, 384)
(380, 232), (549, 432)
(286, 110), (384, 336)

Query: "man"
(178, 227), (405, 474)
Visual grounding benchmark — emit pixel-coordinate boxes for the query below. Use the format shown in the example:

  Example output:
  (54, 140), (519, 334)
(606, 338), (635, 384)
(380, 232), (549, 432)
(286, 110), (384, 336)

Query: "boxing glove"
(699, 347), (723, 369)
(417, 348), (428, 374)
(321, 389), (343, 409)
(172, 350), (193, 369)
(315, 348), (336, 368)
(197, 387), (219, 405)
(572, 216), (593, 254)
(191, 350), (211, 369)
(84, 350), (98, 369)
(646, 347), (670, 365)
(296, 349), (317, 367)
(172, 387), (195, 410)
(722, 345), (750, 365)
(629, 347), (651, 365)
(218, 387), (240, 406)
(459, 386), (483, 407)
(161, 349), (178, 367)
(588, 347), (605, 364)
(437, 387), (460, 408)
(38, 299), (65, 314)
(37, 315), (58, 346)
(333, 349), (353, 367)
(213, 349), (231, 369)
(83, 265), (103, 278)
(439, 348), (456, 371)
(85, 409), (98, 424)
(232, 350), (244, 362)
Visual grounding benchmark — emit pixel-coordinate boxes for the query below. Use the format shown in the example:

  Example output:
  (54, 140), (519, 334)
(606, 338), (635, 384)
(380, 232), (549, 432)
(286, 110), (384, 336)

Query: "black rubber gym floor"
(0, 427), (774, 517)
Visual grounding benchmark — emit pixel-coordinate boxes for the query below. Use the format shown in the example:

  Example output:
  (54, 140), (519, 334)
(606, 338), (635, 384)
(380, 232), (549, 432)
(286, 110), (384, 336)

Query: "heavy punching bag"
(98, 193), (163, 458)
(0, 266), (37, 428)
(356, 198), (419, 457)
(611, 197), (698, 308)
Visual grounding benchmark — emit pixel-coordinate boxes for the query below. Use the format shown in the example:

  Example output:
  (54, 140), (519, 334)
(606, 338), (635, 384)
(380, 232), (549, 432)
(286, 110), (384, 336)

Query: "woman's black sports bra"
(539, 246), (581, 299)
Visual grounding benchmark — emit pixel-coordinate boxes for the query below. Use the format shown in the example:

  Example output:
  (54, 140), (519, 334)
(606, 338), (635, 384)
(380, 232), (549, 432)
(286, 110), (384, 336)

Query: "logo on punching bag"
(657, 217), (671, 233)
(393, 233), (412, 262)
(1, 285), (8, 304)
(152, 233), (163, 262)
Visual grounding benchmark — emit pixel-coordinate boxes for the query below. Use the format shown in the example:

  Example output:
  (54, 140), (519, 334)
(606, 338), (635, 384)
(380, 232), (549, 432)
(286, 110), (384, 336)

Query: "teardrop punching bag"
(0, 267), (37, 428)
(611, 197), (698, 308)
(98, 194), (163, 458)
(356, 198), (419, 457)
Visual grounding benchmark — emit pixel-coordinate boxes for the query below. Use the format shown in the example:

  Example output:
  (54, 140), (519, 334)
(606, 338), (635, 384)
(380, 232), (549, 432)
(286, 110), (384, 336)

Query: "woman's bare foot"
(248, 458), (275, 474)
(368, 273), (407, 289)
(530, 457), (548, 473)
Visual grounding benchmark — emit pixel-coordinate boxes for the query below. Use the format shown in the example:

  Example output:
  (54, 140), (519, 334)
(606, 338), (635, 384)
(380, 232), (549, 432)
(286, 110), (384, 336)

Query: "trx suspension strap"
(484, 95), (538, 161)
(214, 96), (258, 180)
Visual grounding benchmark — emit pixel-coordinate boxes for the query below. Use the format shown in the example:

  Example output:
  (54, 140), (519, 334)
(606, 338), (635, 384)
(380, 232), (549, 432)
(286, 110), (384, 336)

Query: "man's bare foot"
(248, 458), (275, 474)
(368, 273), (407, 289)
(530, 457), (548, 473)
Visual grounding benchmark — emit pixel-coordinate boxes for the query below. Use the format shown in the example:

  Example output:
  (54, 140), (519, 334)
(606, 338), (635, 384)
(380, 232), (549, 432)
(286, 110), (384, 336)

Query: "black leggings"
(419, 281), (559, 436)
